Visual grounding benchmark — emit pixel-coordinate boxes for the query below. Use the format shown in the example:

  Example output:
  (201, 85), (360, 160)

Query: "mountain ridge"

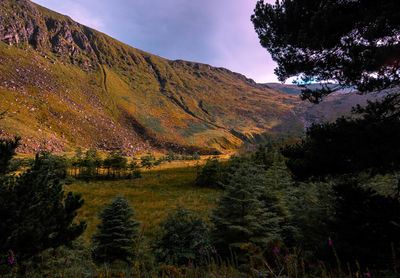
(0, 0), (371, 154)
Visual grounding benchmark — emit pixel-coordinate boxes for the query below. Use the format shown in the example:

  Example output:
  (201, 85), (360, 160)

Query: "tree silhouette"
(0, 152), (85, 273)
(282, 94), (400, 180)
(252, 0), (400, 102)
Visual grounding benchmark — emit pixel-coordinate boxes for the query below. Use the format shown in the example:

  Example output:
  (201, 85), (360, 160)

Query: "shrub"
(153, 206), (213, 266)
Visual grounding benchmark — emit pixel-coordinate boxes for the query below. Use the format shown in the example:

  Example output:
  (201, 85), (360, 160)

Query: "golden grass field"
(65, 165), (221, 241)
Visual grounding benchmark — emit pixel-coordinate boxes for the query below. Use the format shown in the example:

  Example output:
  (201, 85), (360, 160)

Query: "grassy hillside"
(0, 0), (372, 154)
(0, 0), (308, 154)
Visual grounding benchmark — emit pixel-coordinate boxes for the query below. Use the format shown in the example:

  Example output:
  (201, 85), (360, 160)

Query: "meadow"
(65, 166), (221, 240)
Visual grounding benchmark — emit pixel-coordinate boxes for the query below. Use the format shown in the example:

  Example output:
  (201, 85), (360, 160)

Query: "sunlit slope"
(0, 0), (304, 153)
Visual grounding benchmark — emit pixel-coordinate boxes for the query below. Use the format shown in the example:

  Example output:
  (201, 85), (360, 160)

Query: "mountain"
(0, 0), (372, 154)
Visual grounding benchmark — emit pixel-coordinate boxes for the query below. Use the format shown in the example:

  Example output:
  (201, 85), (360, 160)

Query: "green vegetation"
(92, 195), (140, 264)
(65, 166), (218, 241)
(211, 161), (284, 262)
(1, 0), (400, 277)
(0, 142), (85, 275)
(153, 206), (213, 266)
(0, 0), (339, 155)
(252, 0), (400, 102)
(1, 142), (399, 277)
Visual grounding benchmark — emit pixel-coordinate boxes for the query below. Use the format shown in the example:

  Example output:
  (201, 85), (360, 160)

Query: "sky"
(33, 0), (279, 83)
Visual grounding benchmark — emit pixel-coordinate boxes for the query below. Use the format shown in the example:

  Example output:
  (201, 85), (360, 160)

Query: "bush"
(153, 207), (213, 266)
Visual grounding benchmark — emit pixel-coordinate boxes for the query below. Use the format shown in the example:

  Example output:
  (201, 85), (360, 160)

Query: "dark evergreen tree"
(0, 136), (20, 175)
(71, 148), (84, 177)
(103, 151), (128, 178)
(153, 206), (212, 266)
(252, 0), (400, 102)
(285, 182), (333, 258)
(195, 158), (224, 189)
(92, 195), (140, 264)
(110, 151), (128, 178)
(0, 152), (86, 273)
(211, 162), (285, 262)
(250, 145), (275, 170)
(264, 153), (292, 188)
(327, 180), (400, 268)
(282, 94), (400, 180)
(82, 149), (102, 179)
(263, 157), (297, 247)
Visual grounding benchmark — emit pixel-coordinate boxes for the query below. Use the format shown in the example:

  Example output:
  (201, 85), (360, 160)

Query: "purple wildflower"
(64, 258), (70, 264)
(8, 251), (14, 265)
(328, 238), (332, 246)
(199, 247), (204, 254)
(364, 273), (371, 277)
(319, 260), (324, 265)
(141, 223), (147, 229)
(285, 255), (289, 260)
(274, 247), (279, 254)
(212, 248), (217, 254)
(189, 263), (194, 268)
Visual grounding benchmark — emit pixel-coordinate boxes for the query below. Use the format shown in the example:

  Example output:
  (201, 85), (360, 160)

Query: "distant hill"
(0, 0), (376, 154)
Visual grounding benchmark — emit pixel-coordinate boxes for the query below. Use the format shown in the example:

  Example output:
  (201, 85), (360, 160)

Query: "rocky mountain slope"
(0, 0), (372, 154)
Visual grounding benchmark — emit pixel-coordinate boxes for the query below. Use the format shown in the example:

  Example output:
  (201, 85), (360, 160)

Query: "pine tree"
(153, 206), (212, 266)
(264, 153), (293, 189)
(0, 152), (86, 273)
(251, 145), (274, 170)
(211, 162), (284, 262)
(328, 180), (400, 267)
(195, 157), (224, 188)
(92, 195), (140, 264)
(0, 136), (20, 175)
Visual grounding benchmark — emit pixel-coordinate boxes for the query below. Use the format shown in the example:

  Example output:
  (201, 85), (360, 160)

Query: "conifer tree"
(0, 152), (86, 273)
(0, 136), (20, 175)
(82, 149), (102, 178)
(154, 206), (212, 266)
(195, 158), (224, 188)
(211, 162), (284, 261)
(251, 145), (274, 170)
(92, 195), (140, 264)
(264, 153), (292, 189)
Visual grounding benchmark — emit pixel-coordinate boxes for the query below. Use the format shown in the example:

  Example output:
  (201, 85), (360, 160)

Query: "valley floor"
(65, 166), (221, 240)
